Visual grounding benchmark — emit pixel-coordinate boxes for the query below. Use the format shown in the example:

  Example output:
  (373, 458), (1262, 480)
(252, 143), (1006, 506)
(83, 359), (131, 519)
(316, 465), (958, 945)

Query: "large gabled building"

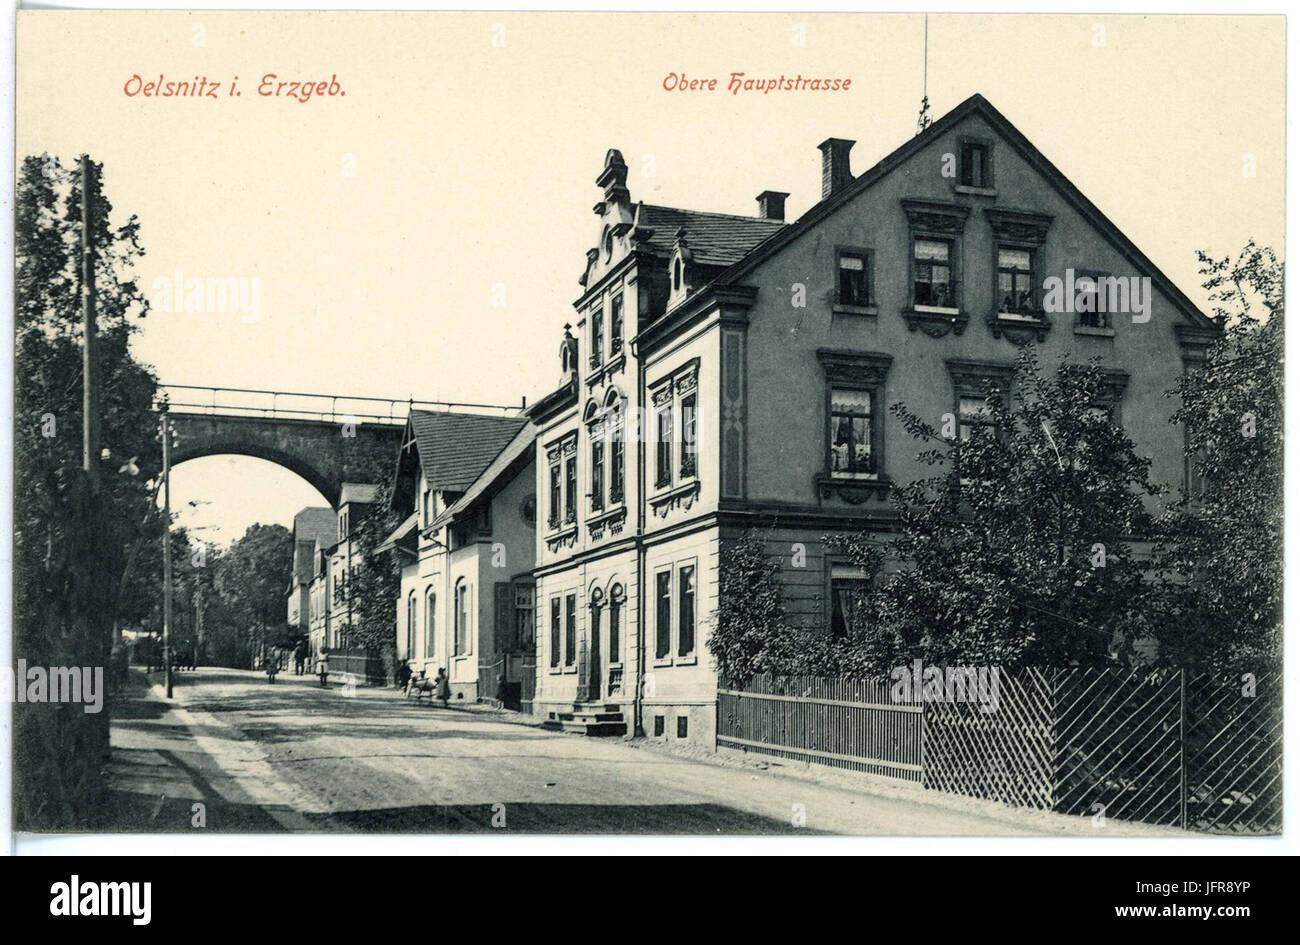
(528, 93), (1217, 745)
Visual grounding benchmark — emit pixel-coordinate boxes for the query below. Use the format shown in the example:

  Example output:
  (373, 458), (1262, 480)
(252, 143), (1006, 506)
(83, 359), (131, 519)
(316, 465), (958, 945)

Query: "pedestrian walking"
(316, 649), (330, 688)
(396, 659), (412, 694)
(435, 667), (450, 708)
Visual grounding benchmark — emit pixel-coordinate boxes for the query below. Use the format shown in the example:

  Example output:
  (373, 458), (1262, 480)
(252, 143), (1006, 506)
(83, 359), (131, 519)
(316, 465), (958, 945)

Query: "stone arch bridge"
(160, 384), (522, 507)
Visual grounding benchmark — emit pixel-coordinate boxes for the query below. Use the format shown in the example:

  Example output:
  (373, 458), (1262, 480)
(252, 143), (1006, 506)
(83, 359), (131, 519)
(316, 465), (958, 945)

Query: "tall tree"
(13, 154), (160, 827)
(213, 523), (294, 663)
(826, 351), (1163, 676)
(1153, 241), (1282, 675)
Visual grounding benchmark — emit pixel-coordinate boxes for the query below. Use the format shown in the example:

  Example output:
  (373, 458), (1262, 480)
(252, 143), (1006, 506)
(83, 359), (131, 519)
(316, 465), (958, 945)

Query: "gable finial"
(916, 15), (932, 135)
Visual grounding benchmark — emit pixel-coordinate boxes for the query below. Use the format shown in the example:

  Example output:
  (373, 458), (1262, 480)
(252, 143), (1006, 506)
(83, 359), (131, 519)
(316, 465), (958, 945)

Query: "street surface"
(101, 667), (1179, 836)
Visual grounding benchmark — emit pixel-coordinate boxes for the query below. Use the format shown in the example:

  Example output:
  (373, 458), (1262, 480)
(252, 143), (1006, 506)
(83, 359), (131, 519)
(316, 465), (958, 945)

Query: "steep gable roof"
(636, 203), (786, 267)
(432, 424), (536, 531)
(407, 410), (528, 493)
(717, 93), (1216, 330)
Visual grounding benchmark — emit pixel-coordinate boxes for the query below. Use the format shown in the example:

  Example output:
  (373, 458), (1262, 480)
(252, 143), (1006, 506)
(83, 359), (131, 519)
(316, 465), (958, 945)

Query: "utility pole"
(80, 155), (100, 491)
(162, 410), (174, 699)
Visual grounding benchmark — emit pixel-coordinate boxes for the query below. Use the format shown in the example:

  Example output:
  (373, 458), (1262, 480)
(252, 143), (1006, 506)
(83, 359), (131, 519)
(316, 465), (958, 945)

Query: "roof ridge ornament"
(916, 15), (932, 135)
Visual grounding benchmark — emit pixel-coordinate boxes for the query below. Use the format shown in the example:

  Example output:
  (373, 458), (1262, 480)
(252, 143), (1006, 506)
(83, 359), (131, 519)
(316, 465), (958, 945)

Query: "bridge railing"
(157, 384), (524, 425)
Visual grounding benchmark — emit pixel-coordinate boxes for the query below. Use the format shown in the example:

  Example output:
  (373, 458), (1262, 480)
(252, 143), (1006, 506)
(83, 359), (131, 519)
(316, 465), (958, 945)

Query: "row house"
(527, 93), (1217, 746)
(302, 482), (379, 658)
(287, 506), (336, 644)
(382, 409), (535, 704)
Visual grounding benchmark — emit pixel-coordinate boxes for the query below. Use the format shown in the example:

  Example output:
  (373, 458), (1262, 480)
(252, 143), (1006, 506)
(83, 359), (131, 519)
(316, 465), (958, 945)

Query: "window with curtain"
(830, 578), (869, 639)
(830, 388), (874, 475)
(997, 247), (1036, 315)
(913, 238), (954, 308)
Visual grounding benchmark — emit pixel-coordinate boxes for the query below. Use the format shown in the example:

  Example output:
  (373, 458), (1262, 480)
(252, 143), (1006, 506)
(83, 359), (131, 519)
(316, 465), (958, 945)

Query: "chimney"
(817, 138), (856, 198)
(756, 190), (789, 222)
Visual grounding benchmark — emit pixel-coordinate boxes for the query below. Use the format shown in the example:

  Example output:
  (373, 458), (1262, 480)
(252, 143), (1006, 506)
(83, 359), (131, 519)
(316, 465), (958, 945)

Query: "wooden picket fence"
(717, 668), (1282, 834)
(718, 675), (923, 781)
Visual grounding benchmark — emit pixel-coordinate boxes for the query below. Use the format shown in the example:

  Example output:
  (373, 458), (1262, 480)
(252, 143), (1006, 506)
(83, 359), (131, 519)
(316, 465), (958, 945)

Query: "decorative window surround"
(544, 434), (578, 537)
(1064, 364), (1130, 415)
(585, 350), (627, 389)
(817, 348), (893, 504)
(586, 504), (628, 540)
(648, 479), (701, 519)
(985, 207), (1054, 345)
(946, 358), (1016, 399)
(1174, 324), (1219, 367)
(901, 199), (970, 338)
(649, 359), (701, 500)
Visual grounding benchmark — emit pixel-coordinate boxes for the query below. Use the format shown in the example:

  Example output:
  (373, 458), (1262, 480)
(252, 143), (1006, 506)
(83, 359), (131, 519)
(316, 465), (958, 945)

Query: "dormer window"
(672, 257), (682, 292)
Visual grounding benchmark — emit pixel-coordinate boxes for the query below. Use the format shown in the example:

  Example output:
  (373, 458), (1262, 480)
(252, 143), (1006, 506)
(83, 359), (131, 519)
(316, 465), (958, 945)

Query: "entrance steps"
(542, 702), (627, 736)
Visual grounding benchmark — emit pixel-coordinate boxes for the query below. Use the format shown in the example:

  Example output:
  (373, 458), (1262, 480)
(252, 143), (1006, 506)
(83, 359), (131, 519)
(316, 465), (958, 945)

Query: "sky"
(16, 12), (1285, 545)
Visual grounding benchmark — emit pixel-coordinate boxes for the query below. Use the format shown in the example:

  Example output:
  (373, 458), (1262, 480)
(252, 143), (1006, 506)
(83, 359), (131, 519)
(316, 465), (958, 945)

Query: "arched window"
(673, 257), (682, 291)
(425, 587), (436, 659)
(454, 580), (470, 656)
(406, 591), (416, 658)
(609, 584), (625, 663)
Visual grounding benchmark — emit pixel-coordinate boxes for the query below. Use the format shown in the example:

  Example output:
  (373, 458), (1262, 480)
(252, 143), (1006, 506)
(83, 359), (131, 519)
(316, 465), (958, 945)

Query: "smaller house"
(383, 409), (535, 705)
(287, 506), (337, 649)
(303, 482), (379, 660)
